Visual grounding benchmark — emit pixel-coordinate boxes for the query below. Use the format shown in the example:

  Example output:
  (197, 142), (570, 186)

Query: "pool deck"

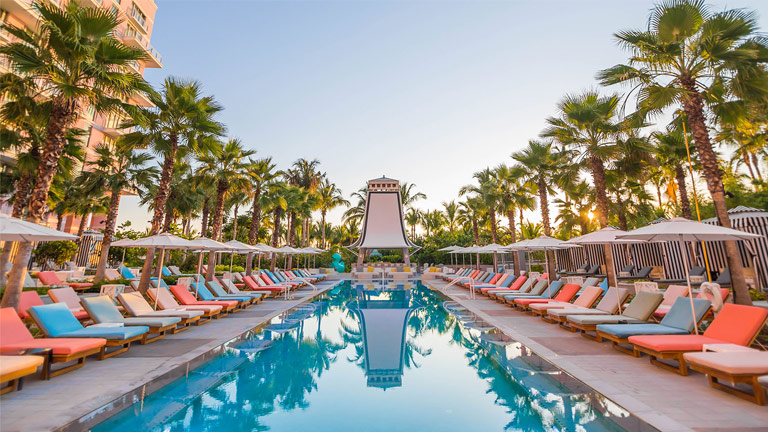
(0, 278), (340, 432)
(424, 278), (768, 432)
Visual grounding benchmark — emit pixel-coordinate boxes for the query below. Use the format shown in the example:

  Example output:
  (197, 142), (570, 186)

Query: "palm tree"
(0, 2), (152, 307)
(512, 140), (569, 278)
(598, 0), (768, 304)
(653, 130), (694, 219)
(86, 143), (158, 281)
(226, 189), (250, 242)
(197, 139), (254, 279)
(286, 158), (323, 248)
(495, 164), (535, 275)
(421, 210), (446, 237)
(317, 180), (349, 249)
(400, 182), (426, 209)
(125, 77), (224, 292)
(244, 157), (279, 274)
(456, 198), (484, 268)
(404, 208), (422, 239)
(460, 168), (502, 245)
(441, 200), (458, 234)
(542, 92), (621, 286)
(261, 181), (288, 271)
(342, 187), (368, 228)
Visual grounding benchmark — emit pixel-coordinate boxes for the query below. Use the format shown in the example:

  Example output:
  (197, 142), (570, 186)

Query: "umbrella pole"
(680, 239), (700, 336)
(121, 248), (126, 267)
(154, 249), (165, 310)
(258, 254), (261, 270)
(196, 252), (204, 285)
(229, 252), (234, 274)
(544, 249), (551, 295)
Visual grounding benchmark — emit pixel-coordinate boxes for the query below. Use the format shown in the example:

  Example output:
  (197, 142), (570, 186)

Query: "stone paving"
(425, 278), (768, 432)
(0, 279), (340, 432)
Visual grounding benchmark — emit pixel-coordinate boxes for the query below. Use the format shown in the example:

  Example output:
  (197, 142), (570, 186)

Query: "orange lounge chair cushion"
(170, 286), (238, 307)
(0, 338), (106, 355)
(67, 282), (93, 289)
(514, 298), (554, 306)
(18, 291), (45, 319)
(628, 334), (723, 352)
(683, 351), (768, 375)
(700, 303), (768, 346)
(529, 301), (573, 311)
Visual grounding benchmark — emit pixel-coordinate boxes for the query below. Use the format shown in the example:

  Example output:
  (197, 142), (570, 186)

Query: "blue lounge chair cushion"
(206, 281), (256, 302)
(600, 279), (608, 290)
(123, 316), (181, 327)
(161, 267), (172, 277)
(121, 267), (136, 279)
(658, 297), (711, 331)
(58, 326), (149, 340)
(595, 323), (690, 338)
(150, 278), (169, 289)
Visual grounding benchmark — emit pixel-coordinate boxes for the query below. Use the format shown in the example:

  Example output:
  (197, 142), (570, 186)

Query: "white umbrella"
(512, 236), (573, 292)
(477, 243), (509, 272)
(129, 233), (197, 309)
(618, 217), (760, 334)
(224, 239), (258, 273)
(188, 237), (234, 285)
(439, 245), (461, 266)
(0, 214), (78, 242)
(109, 238), (136, 266)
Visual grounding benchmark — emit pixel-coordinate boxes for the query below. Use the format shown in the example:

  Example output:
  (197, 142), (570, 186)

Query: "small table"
(702, 343), (755, 353)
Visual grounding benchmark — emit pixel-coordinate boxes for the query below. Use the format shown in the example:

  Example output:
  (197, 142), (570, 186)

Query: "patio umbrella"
(567, 227), (644, 313)
(277, 246), (301, 269)
(439, 245), (461, 267)
(224, 240), (257, 273)
(618, 217), (760, 334)
(512, 236), (573, 292)
(187, 237), (234, 284)
(0, 214), (78, 242)
(129, 233), (197, 309)
(110, 238), (136, 266)
(251, 243), (278, 270)
(477, 243), (508, 271)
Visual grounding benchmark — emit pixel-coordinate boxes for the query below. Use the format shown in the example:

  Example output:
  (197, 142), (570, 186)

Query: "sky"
(117, 0), (768, 231)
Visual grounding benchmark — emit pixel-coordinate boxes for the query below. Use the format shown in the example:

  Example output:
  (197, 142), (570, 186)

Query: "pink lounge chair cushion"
(629, 335), (723, 352)
(682, 351), (768, 375)
(18, 291), (45, 319)
(0, 307), (106, 355)
(529, 301), (574, 311)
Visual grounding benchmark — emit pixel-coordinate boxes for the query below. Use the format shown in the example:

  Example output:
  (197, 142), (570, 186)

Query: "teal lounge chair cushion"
(82, 296), (125, 323)
(600, 278), (608, 290)
(161, 267), (172, 277)
(206, 281), (259, 302)
(29, 303), (148, 339)
(151, 278), (169, 289)
(123, 316), (180, 327)
(121, 267), (136, 279)
(595, 323), (690, 338)
(658, 297), (711, 332)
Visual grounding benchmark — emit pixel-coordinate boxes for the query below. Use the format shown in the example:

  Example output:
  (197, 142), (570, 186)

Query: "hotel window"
(130, 3), (147, 30)
(104, 113), (122, 129)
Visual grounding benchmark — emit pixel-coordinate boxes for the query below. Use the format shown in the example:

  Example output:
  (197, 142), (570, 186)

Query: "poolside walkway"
(424, 278), (768, 432)
(0, 279), (340, 432)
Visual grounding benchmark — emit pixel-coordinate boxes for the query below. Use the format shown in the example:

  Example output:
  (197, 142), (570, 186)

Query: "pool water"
(94, 280), (654, 432)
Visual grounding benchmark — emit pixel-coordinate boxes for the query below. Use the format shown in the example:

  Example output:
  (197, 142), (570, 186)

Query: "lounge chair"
(0, 355), (45, 395)
(691, 268), (731, 288)
(145, 286), (219, 324)
(81, 296), (181, 344)
(513, 283), (581, 311)
(220, 278), (273, 298)
(18, 290), (90, 321)
(484, 276), (529, 299)
(206, 280), (263, 303)
(655, 266), (706, 285)
(0, 308), (106, 379)
(243, 275), (290, 295)
(193, 283), (253, 308)
(47, 287), (92, 320)
(530, 285), (604, 318)
(28, 303), (147, 359)
(501, 280), (561, 304)
(566, 291), (664, 340)
(595, 297), (711, 355)
(170, 285), (238, 313)
(120, 267), (138, 280)
(683, 351), (768, 405)
(104, 268), (122, 281)
(117, 292), (207, 327)
(630, 304), (768, 375)
(616, 266), (653, 281)
(560, 263), (590, 276)
(651, 285), (690, 318)
(37, 271), (93, 292)
(545, 287), (630, 325)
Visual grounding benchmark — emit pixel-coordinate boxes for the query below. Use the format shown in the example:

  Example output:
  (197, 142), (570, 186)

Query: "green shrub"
(750, 289), (767, 301)
(34, 241), (79, 268)
(215, 264), (244, 273)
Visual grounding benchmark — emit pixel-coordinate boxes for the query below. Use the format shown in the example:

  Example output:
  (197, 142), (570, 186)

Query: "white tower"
(348, 176), (418, 266)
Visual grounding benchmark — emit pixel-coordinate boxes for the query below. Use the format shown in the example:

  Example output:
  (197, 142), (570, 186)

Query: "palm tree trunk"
(207, 180), (228, 281)
(232, 204), (239, 241)
(2, 98), (77, 309)
(163, 208), (173, 232)
(507, 209), (520, 276)
(0, 170), (33, 287)
(201, 198), (210, 237)
(742, 152), (756, 180)
(95, 187), (122, 282)
(76, 211), (89, 238)
(287, 212), (296, 268)
(138, 136), (178, 294)
(321, 209), (327, 249)
(471, 219), (480, 269)
(680, 77), (749, 305)
(537, 178), (556, 279)
(588, 155), (617, 288)
(751, 152), (763, 181)
(246, 190), (262, 275)
(270, 208), (282, 271)
(655, 185), (663, 209)
(675, 165), (692, 219)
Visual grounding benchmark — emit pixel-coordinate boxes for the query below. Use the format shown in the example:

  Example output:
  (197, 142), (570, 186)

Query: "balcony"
(126, 6), (148, 34)
(118, 28), (162, 68)
(76, 0), (104, 9)
(131, 90), (154, 108)
(3, 0), (63, 31)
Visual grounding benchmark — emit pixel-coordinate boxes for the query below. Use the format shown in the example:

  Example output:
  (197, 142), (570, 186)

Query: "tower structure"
(348, 176), (419, 266)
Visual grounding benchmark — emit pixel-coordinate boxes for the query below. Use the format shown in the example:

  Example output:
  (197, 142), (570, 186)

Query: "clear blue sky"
(118, 0), (767, 231)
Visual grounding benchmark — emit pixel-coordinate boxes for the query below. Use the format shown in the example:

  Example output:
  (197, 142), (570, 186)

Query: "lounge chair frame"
(1, 363), (40, 395)
(100, 334), (145, 360)
(687, 362), (767, 405)
(46, 346), (103, 379)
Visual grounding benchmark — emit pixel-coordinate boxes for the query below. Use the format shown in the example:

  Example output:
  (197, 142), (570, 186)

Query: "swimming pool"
(94, 280), (655, 431)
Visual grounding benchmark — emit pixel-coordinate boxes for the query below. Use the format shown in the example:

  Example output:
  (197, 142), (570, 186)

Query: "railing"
(119, 27), (162, 64)
(129, 6), (147, 30)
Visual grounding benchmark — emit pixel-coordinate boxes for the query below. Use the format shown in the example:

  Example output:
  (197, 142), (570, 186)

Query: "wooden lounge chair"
(594, 297), (711, 355)
(630, 304), (768, 375)
(47, 287), (92, 320)
(651, 285), (690, 318)
(0, 308), (105, 379)
(37, 271), (93, 292)
(242, 275), (289, 295)
(170, 285), (238, 313)
(616, 266), (653, 282)
(193, 283), (252, 309)
(683, 350), (768, 405)
(117, 291), (207, 327)
(18, 290), (92, 321)
(502, 280), (560, 304)
(514, 283), (581, 312)
(206, 280), (263, 304)
(485, 276), (530, 299)
(545, 287), (630, 325)
(81, 296), (181, 344)
(220, 278), (273, 298)
(146, 286), (219, 324)
(27, 303), (147, 360)
(530, 285), (603, 318)
(0, 355), (45, 395)
(566, 291), (664, 340)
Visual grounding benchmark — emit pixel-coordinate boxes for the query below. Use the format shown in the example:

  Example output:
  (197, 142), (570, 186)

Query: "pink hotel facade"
(0, 0), (161, 233)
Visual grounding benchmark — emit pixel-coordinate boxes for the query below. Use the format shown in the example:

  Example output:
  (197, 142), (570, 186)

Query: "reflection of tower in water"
(351, 284), (414, 389)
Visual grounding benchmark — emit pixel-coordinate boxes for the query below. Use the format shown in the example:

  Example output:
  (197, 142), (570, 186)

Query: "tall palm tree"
(441, 200), (458, 234)
(460, 168), (503, 245)
(404, 209), (422, 239)
(317, 180), (349, 249)
(495, 164), (535, 275)
(456, 198), (484, 268)
(542, 92), (621, 286)
(512, 140), (568, 278)
(85, 143), (158, 281)
(653, 130), (694, 219)
(400, 182), (427, 209)
(125, 77), (224, 292)
(598, 0), (768, 304)
(244, 157), (279, 274)
(197, 139), (254, 279)
(226, 189), (250, 242)
(286, 159), (323, 248)
(261, 181), (288, 271)
(0, 1), (153, 307)
(342, 187), (367, 228)
(421, 210), (446, 237)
